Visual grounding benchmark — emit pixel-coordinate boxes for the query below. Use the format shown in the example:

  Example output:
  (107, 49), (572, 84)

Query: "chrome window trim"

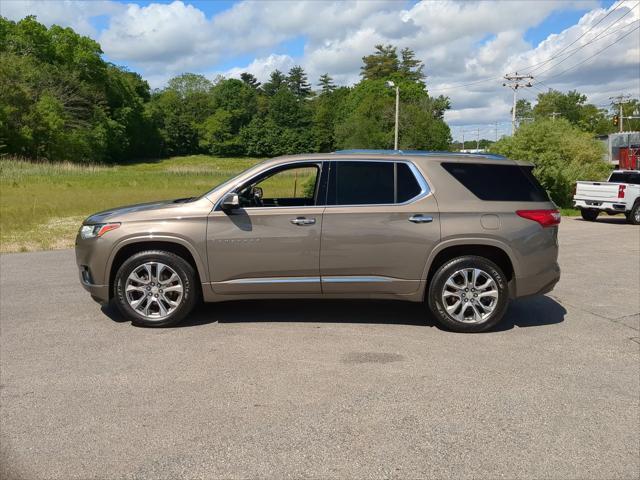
(213, 158), (432, 212)
(326, 159), (431, 208)
(213, 159), (325, 212)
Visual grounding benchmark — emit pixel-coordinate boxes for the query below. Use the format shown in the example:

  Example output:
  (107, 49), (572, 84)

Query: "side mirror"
(221, 192), (239, 211)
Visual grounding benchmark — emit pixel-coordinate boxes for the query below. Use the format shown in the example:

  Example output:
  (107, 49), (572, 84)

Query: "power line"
(530, 5), (638, 77)
(523, 0), (629, 74)
(539, 23), (640, 83)
(429, 3), (638, 95)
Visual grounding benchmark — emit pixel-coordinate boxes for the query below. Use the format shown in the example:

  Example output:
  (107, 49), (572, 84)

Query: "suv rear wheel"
(114, 250), (198, 327)
(580, 208), (599, 222)
(428, 256), (509, 333)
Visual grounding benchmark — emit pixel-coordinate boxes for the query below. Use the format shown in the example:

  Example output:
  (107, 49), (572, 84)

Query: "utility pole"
(495, 122), (499, 142)
(461, 130), (465, 151)
(476, 127), (480, 150)
(394, 85), (399, 150)
(610, 94), (631, 133)
(503, 73), (533, 135)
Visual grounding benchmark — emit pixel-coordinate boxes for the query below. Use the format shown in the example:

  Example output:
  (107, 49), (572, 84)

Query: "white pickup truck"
(574, 170), (640, 224)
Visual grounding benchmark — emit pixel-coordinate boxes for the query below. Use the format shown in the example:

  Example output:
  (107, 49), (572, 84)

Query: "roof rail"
(332, 149), (507, 160)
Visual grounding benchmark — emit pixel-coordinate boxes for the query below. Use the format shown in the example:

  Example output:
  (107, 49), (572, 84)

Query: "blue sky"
(3, 0), (637, 136)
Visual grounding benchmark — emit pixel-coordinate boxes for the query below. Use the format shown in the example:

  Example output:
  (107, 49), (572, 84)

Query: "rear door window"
(329, 161), (395, 205)
(327, 161), (426, 205)
(442, 162), (549, 202)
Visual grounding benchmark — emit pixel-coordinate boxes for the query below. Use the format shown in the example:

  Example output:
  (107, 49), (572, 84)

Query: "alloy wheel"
(125, 262), (184, 319)
(441, 268), (499, 324)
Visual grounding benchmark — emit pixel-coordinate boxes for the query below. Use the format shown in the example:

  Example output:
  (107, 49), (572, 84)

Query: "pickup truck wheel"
(427, 256), (509, 333)
(114, 250), (198, 327)
(628, 202), (640, 225)
(580, 208), (599, 222)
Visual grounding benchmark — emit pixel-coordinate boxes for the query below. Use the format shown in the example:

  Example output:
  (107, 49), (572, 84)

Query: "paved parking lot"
(1, 217), (638, 479)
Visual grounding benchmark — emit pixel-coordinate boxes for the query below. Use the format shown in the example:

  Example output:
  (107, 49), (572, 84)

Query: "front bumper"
(75, 232), (111, 304)
(78, 271), (110, 304)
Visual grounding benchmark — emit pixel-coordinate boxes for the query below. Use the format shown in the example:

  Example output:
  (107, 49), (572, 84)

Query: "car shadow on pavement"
(102, 294), (566, 332)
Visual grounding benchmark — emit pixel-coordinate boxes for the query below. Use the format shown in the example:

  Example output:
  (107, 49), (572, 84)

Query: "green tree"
(167, 73), (212, 96)
(360, 44), (399, 80)
(491, 119), (610, 207)
(514, 99), (532, 124)
(317, 73), (336, 94)
(286, 66), (312, 98)
(240, 72), (260, 90)
(0, 16), (156, 162)
(399, 47), (425, 83)
(262, 69), (286, 96)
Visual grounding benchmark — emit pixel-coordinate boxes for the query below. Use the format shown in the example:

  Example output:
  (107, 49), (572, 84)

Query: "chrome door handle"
(290, 217), (316, 226)
(409, 214), (433, 224)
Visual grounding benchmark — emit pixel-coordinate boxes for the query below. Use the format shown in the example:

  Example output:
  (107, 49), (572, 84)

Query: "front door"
(207, 162), (325, 294)
(320, 160), (441, 294)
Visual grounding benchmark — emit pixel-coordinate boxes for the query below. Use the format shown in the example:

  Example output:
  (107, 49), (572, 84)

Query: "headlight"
(80, 223), (120, 239)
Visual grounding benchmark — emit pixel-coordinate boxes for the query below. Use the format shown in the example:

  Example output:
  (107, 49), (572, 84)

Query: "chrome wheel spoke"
(162, 284), (183, 294)
(478, 289), (498, 299)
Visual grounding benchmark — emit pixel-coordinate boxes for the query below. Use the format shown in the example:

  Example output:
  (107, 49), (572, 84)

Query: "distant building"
(459, 149), (487, 154)
(597, 132), (640, 169)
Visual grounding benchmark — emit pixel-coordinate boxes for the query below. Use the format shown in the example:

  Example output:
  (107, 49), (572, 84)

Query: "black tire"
(580, 208), (599, 222)
(427, 256), (509, 333)
(114, 250), (199, 327)
(627, 202), (640, 225)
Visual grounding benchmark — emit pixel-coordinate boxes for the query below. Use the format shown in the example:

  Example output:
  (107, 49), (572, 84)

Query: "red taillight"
(517, 209), (561, 228)
(618, 184), (626, 198)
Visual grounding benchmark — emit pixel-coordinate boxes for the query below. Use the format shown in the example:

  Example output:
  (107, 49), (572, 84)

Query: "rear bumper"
(574, 199), (629, 212)
(515, 261), (561, 298)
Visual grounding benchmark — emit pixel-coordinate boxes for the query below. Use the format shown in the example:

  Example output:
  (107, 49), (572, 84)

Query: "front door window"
(238, 165), (320, 208)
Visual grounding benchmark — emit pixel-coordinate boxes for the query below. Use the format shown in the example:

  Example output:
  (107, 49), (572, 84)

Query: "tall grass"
(0, 155), (261, 252)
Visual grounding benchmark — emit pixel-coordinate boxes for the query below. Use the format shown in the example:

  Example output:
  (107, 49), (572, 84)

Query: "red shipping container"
(619, 146), (639, 170)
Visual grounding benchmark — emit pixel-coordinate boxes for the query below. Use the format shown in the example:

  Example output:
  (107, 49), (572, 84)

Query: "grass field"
(0, 155), (581, 253)
(0, 156), (260, 253)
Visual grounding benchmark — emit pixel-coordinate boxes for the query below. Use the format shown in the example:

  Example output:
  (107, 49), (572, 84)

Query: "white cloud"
(0, 0), (123, 36)
(99, 1), (214, 73)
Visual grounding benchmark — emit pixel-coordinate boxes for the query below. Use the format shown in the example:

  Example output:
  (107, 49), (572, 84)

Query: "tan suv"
(76, 150), (561, 332)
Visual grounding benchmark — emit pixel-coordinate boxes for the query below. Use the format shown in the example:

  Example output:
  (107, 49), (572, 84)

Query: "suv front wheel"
(428, 256), (509, 333)
(114, 250), (198, 327)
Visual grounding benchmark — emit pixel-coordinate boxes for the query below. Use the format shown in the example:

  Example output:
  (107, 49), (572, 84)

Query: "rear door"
(319, 160), (440, 294)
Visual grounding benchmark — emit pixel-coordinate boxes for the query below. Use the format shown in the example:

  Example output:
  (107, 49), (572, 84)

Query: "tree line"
(0, 17), (451, 163)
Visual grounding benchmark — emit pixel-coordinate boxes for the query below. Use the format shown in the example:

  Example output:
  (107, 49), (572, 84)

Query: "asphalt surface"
(1, 217), (638, 479)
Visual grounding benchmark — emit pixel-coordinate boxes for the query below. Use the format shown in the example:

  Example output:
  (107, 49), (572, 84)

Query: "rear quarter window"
(442, 162), (549, 202)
